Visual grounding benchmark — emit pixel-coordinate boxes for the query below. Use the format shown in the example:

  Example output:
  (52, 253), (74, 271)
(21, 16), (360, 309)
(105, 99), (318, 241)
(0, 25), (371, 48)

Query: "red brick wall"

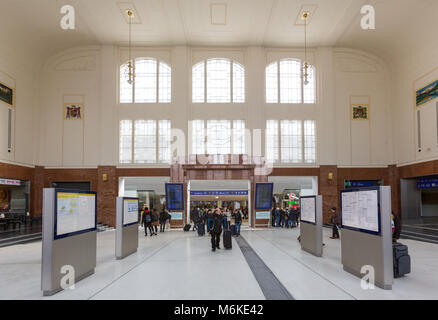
(3, 159), (438, 227)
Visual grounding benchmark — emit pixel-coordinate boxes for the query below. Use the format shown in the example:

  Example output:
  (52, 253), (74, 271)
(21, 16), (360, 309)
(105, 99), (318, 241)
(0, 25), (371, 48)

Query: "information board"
(169, 212), (183, 220)
(341, 188), (380, 234)
(300, 196), (316, 224)
(255, 211), (270, 219)
(55, 190), (96, 239)
(165, 183), (185, 211)
(255, 183), (274, 210)
(123, 198), (139, 226)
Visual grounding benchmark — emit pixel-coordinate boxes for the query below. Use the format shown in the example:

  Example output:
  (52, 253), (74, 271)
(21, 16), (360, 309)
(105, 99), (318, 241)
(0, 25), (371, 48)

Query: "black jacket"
(208, 213), (223, 233)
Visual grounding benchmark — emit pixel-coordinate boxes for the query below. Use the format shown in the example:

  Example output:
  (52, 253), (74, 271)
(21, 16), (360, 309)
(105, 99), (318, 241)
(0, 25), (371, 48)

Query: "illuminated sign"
(0, 178), (21, 186)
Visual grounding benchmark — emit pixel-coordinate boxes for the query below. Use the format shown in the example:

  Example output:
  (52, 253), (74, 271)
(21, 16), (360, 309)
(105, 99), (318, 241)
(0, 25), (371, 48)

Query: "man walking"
(208, 208), (224, 252)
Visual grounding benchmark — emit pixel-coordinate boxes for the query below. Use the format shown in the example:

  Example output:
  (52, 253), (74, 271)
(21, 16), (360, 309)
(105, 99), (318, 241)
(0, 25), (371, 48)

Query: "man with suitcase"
(208, 208), (224, 252)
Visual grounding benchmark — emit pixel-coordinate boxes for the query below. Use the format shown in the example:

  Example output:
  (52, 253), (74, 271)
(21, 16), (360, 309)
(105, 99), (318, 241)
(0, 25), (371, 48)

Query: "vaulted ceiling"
(1, 0), (436, 69)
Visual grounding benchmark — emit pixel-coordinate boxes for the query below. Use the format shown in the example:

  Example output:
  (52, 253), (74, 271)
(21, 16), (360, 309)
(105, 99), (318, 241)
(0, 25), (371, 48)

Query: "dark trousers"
(160, 222), (166, 232)
(144, 223), (153, 235)
(332, 224), (339, 238)
(211, 231), (222, 249)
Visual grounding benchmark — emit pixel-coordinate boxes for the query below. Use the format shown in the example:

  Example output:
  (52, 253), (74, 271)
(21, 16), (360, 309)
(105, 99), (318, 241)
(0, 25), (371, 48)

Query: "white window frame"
(119, 119), (172, 164)
(192, 59), (245, 103)
(265, 59), (316, 104)
(265, 119), (317, 164)
(190, 120), (246, 155)
(120, 58), (171, 104)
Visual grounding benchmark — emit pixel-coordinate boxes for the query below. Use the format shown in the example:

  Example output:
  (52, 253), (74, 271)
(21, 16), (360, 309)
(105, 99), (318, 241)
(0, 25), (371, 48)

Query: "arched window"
(265, 59), (315, 104)
(192, 58), (245, 103)
(120, 58), (171, 103)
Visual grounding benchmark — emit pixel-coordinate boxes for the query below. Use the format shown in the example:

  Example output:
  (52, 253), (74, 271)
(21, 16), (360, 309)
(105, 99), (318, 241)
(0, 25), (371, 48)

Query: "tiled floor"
(0, 227), (437, 300)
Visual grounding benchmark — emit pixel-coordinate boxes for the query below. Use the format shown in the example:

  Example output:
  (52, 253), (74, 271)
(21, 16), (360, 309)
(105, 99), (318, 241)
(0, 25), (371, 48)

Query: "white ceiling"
(2, 0), (436, 68)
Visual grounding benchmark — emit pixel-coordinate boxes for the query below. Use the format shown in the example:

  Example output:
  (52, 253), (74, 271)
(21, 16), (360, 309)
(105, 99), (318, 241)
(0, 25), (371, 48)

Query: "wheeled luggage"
(393, 242), (411, 277)
(183, 224), (191, 232)
(230, 224), (237, 236)
(197, 223), (205, 236)
(223, 230), (232, 249)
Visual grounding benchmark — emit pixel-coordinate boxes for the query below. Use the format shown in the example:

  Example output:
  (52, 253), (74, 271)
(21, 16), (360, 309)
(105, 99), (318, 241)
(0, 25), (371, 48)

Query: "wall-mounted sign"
(190, 190), (248, 196)
(0, 178), (21, 186)
(417, 177), (438, 189)
(0, 82), (13, 107)
(345, 180), (380, 188)
(64, 103), (83, 120)
(351, 104), (369, 120)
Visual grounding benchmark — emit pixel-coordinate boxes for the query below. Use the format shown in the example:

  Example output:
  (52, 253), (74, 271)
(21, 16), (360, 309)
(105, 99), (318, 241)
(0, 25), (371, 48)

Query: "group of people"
(139, 205), (172, 237)
(190, 207), (244, 251)
(271, 207), (300, 228)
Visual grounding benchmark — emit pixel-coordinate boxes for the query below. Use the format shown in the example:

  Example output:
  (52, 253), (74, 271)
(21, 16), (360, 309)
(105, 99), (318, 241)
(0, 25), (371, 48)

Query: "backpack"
(145, 214), (151, 223)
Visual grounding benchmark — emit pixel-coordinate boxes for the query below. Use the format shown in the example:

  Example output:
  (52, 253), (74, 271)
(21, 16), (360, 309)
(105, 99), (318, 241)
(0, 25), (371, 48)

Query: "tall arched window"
(120, 58), (171, 103)
(265, 59), (315, 104)
(192, 58), (245, 103)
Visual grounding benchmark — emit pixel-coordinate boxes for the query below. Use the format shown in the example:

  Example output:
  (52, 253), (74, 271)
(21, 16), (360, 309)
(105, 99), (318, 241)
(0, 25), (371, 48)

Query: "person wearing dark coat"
(208, 208), (224, 252)
(159, 208), (168, 232)
(329, 207), (340, 239)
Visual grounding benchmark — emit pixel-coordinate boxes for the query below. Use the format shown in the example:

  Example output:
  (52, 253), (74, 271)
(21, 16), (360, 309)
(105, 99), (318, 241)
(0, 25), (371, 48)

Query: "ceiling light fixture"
(126, 9), (134, 85)
(301, 11), (310, 86)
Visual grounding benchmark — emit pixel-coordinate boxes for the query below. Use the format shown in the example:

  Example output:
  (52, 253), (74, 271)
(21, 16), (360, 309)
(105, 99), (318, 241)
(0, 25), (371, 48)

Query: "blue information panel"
(417, 177), (438, 189)
(254, 183), (274, 210)
(190, 190), (248, 196)
(165, 183), (185, 211)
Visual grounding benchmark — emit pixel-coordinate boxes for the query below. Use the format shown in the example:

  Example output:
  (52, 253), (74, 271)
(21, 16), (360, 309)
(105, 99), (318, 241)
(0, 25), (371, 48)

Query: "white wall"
(31, 45), (392, 168)
(0, 52), (39, 167)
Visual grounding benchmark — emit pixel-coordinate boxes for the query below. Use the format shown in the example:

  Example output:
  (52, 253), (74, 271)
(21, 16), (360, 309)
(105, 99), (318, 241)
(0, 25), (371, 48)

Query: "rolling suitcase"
(393, 242), (411, 277)
(197, 223), (205, 236)
(223, 230), (232, 249)
(230, 224), (237, 236)
(183, 224), (191, 232)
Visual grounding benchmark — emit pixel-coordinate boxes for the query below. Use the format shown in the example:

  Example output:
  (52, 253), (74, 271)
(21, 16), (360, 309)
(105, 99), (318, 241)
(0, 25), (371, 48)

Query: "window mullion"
(230, 62), (233, 103)
(277, 120), (281, 164)
(156, 60), (159, 103)
(156, 120), (159, 163)
(132, 61), (136, 103)
(277, 62), (280, 104)
(204, 61), (207, 103)
(131, 120), (135, 164)
(301, 120), (305, 163)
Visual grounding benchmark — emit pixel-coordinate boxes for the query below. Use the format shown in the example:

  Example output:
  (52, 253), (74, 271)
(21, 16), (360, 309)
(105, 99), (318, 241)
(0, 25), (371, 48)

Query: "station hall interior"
(1, 0), (438, 300)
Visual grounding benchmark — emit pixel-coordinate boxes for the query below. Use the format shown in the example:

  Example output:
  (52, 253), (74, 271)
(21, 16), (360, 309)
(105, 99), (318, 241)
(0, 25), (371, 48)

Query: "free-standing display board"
(340, 186), (393, 290)
(300, 195), (323, 257)
(116, 197), (139, 260)
(254, 183), (273, 227)
(165, 183), (184, 228)
(41, 189), (97, 296)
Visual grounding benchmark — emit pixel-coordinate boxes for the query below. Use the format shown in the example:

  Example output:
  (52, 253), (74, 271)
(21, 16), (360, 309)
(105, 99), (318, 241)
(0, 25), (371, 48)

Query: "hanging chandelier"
(126, 9), (134, 85)
(301, 11), (310, 86)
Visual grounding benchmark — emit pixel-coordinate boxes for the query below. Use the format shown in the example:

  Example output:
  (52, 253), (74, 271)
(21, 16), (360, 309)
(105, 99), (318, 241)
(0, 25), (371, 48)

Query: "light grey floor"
(0, 227), (437, 300)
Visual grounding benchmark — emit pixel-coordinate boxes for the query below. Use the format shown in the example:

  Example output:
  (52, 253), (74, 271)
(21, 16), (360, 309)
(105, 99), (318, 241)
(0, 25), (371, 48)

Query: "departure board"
(165, 183), (185, 211)
(255, 183), (274, 210)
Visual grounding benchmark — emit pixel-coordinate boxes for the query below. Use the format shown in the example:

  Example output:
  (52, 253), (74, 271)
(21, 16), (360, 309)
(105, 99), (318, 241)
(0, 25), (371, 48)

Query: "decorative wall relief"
(351, 104), (369, 120)
(64, 103), (83, 120)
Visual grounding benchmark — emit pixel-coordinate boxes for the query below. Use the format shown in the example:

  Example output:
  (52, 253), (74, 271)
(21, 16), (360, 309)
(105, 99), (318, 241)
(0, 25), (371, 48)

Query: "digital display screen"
(165, 183), (185, 211)
(255, 183), (274, 210)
